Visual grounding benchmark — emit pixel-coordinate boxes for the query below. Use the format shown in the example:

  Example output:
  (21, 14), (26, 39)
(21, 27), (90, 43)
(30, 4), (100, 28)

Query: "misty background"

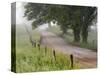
(16, 2), (97, 31)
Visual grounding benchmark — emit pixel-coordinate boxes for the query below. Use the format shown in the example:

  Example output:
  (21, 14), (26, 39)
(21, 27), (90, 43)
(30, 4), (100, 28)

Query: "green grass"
(47, 26), (97, 51)
(16, 46), (80, 72)
(15, 25), (80, 73)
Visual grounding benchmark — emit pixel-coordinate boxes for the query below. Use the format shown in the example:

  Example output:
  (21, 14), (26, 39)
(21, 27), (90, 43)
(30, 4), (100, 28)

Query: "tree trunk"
(81, 25), (88, 43)
(73, 28), (80, 42)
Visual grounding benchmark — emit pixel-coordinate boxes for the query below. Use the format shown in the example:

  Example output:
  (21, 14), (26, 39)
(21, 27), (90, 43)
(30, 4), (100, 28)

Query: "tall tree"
(69, 6), (81, 42)
(24, 3), (97, 43)
(81, 7), (97, 43)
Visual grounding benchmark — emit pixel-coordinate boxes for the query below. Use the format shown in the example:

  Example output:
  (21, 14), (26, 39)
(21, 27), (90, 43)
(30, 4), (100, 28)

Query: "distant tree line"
(24, 3), (97, 43)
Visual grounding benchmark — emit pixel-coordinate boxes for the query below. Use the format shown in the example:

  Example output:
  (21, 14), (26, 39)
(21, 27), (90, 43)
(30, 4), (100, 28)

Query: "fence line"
(34, 41), (75, 69)
(70, 54), (74, 69)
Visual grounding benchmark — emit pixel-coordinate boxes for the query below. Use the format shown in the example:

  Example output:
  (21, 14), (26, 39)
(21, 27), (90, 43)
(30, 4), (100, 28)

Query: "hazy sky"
(15, 2), (96, 31)
(16, 2), (49, 30)
(16, 2), (32, 25)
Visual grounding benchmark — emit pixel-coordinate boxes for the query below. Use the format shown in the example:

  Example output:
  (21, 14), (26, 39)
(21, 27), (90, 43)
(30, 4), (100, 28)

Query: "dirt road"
(40, 30), (97, 68)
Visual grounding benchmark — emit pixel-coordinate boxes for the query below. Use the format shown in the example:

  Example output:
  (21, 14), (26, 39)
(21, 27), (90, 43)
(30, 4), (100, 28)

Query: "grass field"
(15, 25), (80, 72)
(47, 26), (97, 51)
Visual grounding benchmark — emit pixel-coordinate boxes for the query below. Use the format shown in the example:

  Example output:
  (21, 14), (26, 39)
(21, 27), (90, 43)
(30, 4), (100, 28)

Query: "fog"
(16, 2), (49, 30)
(16, 2), (29, 25)
(16, 2), (96, 31)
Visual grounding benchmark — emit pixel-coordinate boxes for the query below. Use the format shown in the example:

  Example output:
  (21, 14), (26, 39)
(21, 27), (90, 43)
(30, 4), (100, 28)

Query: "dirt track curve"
(39, 30), (97, 68)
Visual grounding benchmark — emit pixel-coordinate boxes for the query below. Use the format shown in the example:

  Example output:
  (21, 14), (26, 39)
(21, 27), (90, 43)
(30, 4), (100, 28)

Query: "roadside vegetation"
(47, 26), (97, 51)
(16, 25), (80, 72)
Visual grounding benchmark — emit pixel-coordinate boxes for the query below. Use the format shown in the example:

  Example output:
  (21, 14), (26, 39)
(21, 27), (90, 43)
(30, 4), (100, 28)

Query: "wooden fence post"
(45, 46), (47, 55)
(38, 43), (40, 50)
(70, 54), (73, 69)
(53, 49), (56, 61)
(34, 42), (36, 47)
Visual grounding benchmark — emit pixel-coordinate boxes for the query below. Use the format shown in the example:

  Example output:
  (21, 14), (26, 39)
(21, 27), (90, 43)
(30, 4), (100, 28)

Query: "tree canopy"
(24, 3), (97, 43)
